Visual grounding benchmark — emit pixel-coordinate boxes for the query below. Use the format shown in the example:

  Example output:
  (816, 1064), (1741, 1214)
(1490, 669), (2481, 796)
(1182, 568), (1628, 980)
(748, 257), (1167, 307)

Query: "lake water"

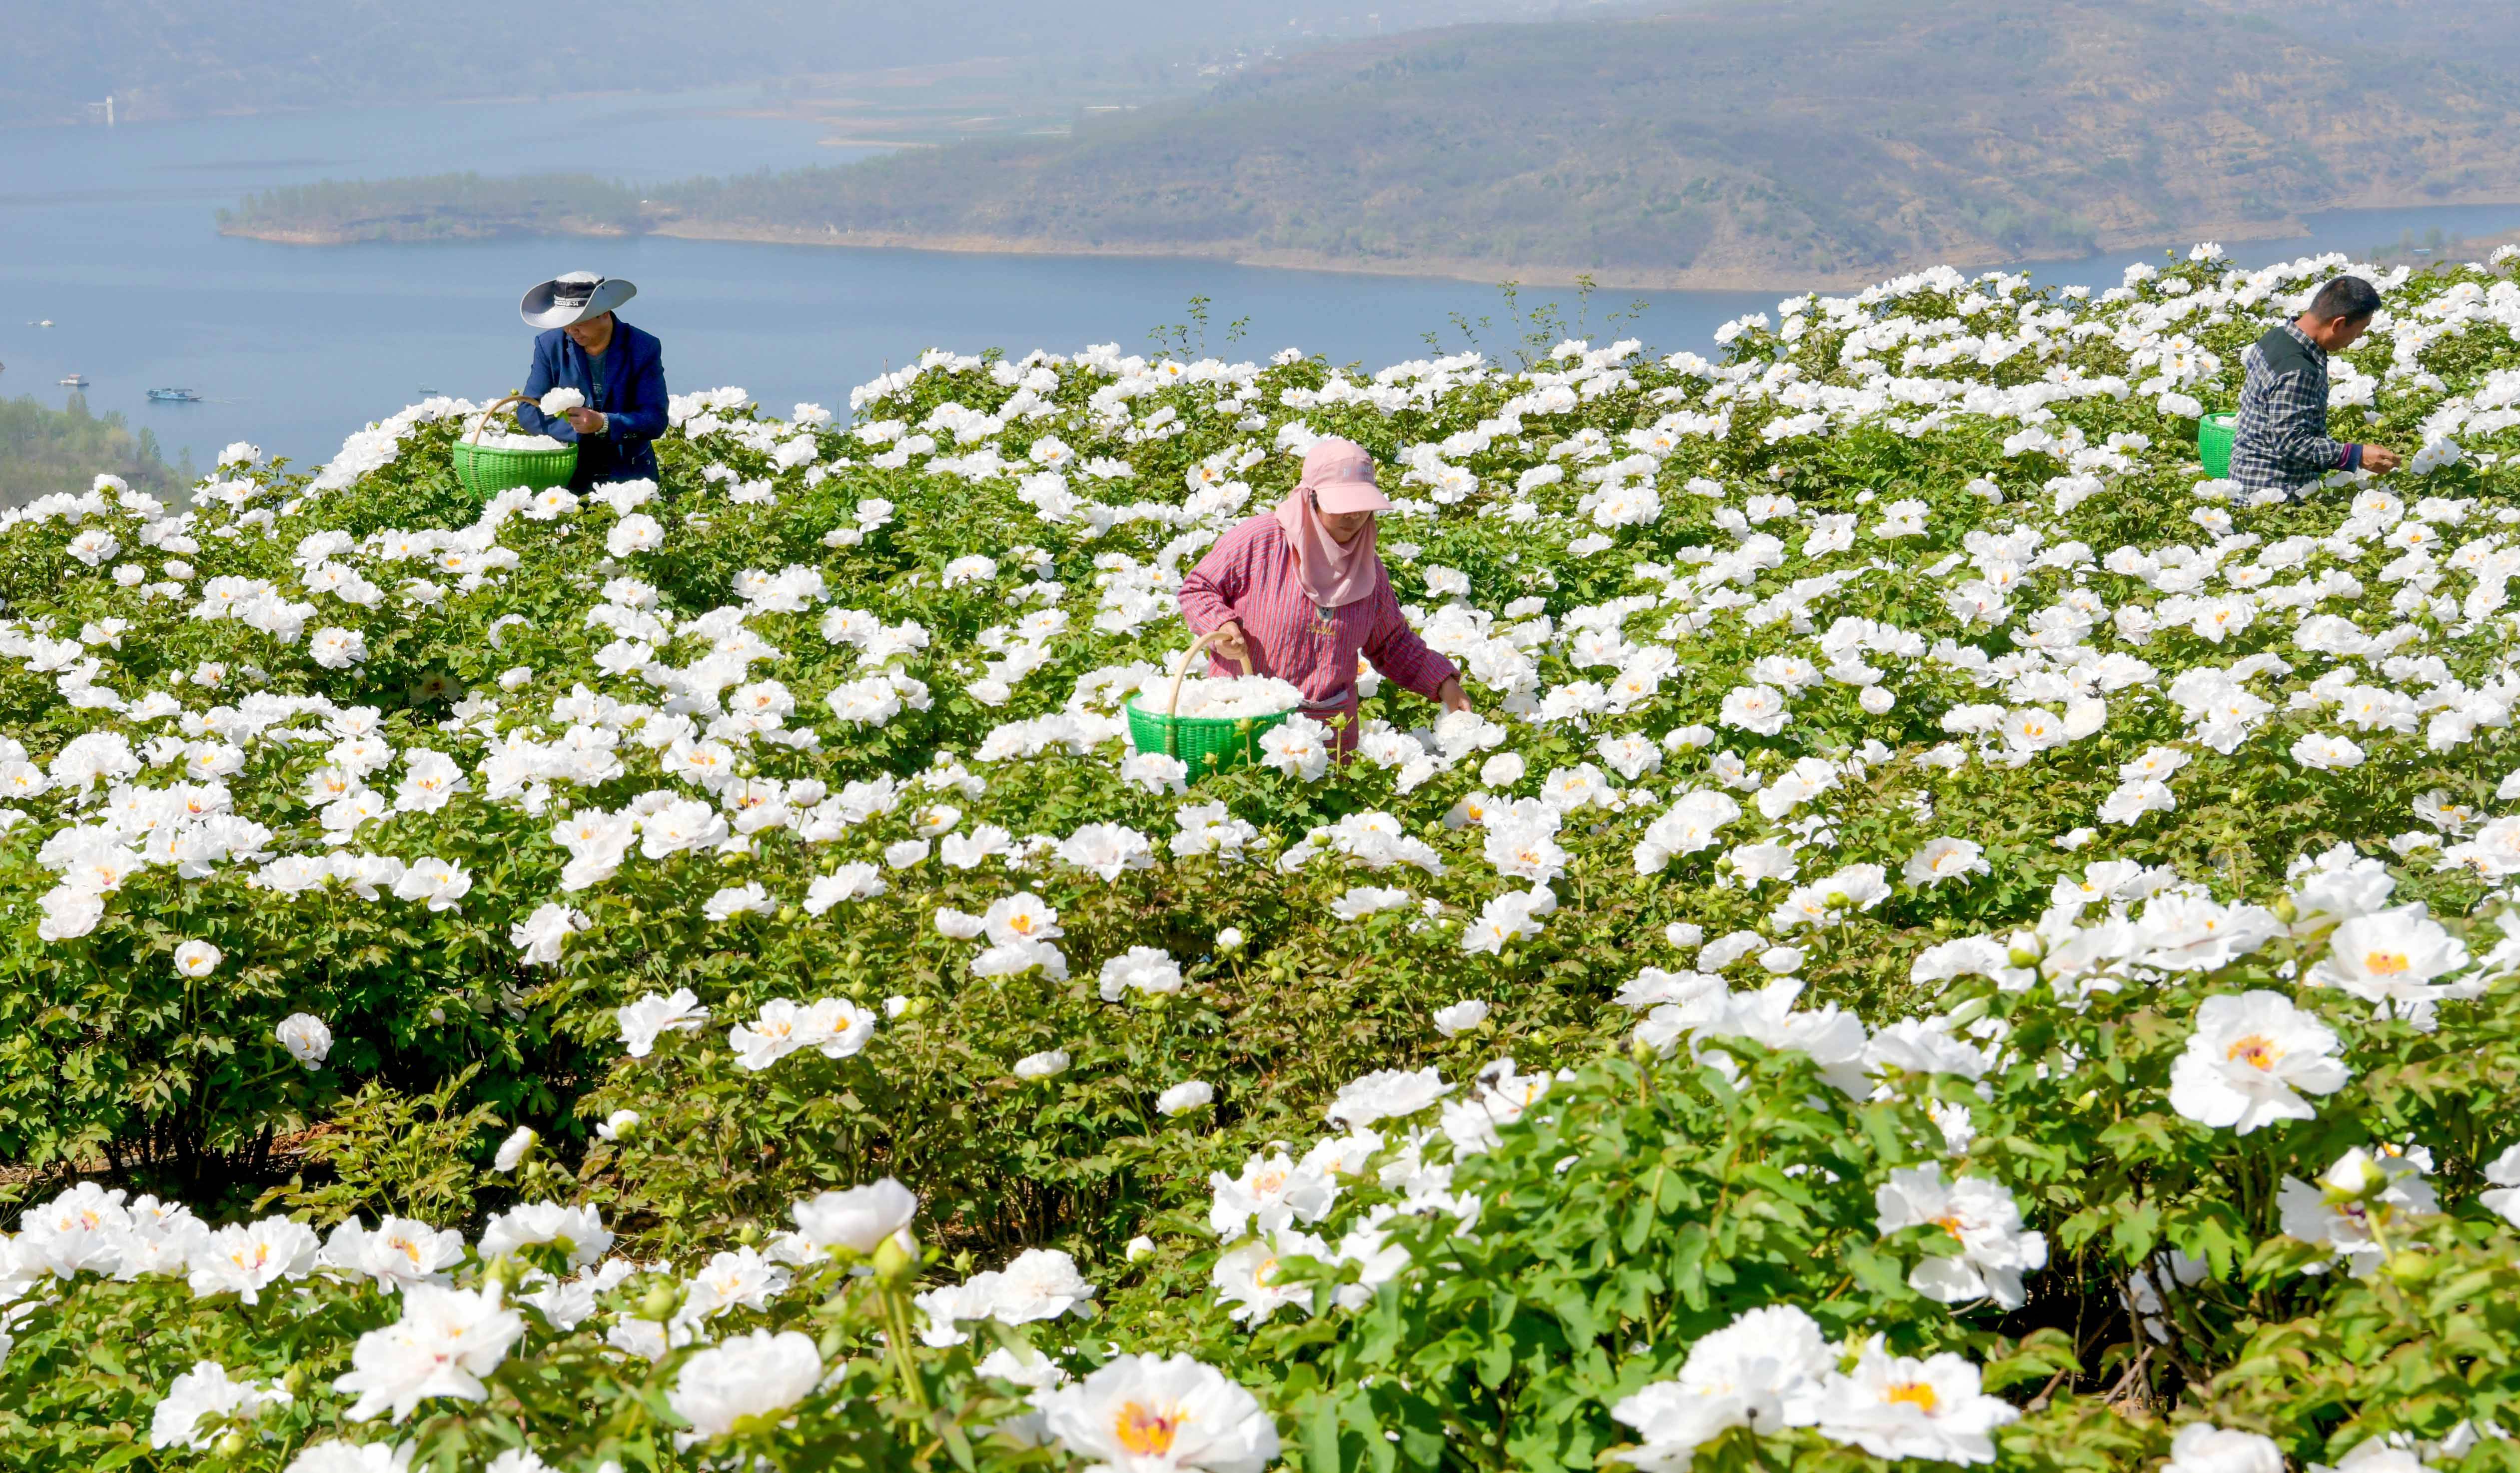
(6, 89), (2520, 472)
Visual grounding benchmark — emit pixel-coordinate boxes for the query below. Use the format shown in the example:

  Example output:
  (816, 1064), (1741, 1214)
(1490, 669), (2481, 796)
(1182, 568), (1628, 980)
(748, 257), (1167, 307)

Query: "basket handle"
(469, 392), (540, 445)
(1162, 628), (1256, 758)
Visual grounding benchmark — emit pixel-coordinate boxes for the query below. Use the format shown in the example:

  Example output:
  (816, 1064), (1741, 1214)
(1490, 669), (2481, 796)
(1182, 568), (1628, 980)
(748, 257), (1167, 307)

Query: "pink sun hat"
(1298, 437), (1394, 514)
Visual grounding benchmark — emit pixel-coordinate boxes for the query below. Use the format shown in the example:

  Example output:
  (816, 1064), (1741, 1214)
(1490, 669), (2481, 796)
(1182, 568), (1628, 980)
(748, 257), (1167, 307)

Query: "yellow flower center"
(2225, 1034), (2278, 1071)
(2363, 950), (2411, 976)
(1930, 1213), (1966, 1241)
(1115, 1401), (1185, 1456)
(1885, 1382), (1939, 1414)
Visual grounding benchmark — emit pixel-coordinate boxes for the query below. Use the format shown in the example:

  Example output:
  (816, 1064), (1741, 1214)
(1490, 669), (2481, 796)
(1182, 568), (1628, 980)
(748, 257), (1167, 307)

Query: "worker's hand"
(1208, 620), (1250, 665)
(563, 407), (608, 436)
(1436, 676), (1473, 714)
(2362, 445), (2402, 474)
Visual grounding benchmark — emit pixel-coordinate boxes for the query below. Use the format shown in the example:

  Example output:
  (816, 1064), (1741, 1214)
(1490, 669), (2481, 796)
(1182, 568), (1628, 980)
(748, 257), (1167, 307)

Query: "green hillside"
(0, 396), (189, 511)
(218, 173), (650, 245)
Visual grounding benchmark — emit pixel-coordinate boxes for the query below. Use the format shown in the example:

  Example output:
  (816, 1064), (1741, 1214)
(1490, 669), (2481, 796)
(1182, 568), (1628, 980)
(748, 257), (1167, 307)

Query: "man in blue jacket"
(514, 271), (668, 489)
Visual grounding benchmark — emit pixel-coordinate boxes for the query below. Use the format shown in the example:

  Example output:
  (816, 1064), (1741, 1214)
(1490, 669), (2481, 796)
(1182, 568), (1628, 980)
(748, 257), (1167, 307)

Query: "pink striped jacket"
(1177, 515), (1459, 740)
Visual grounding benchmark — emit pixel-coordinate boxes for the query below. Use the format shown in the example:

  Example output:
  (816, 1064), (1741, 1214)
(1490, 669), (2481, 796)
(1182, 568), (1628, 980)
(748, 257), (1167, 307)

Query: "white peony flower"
(276, 1012), (333, 1068)
(308, 626), (368, 669)
(1208, 1150), (1335, 1240)
(1257, 716), (1332, 782)
(333, 1283), (525, 1423)
(606, 513), (664, 557)
(2480, 1143), (2520, 1227)
(477, 1202), (612, 1268)
(1035, 1353), (1280, 1473)
(1210, 1229), (1329, 1324)
(185, 1217), (321, 1304)
(1901, 837), (1988, 887)
(318, 1216), (465, 1292)
(1610, 1304), (1833, 1469)
(1807, 1339), (2016, 1465)
(171, 939), (222, 977)
(1159, 1080), (1216, 1116)
(509, 903), (590, 966)
(617, 987), (709, 1057)
(2291, 733), (2366, 771)
(667, 1328), (823, 1440)
(1098, 945), (1184, 1001)
(1873, 1164), (2048, 1309)
(492, 1127), (537, 1173)
(2309, 904), (2469, 1008)
(389, 857), (471, 912)
(2278, 1148), (2439, 1277)
(977, 1246), (1096, 1324)
(792, 1177), (918, 1255)
(1325, 1066), (1454, 1128)
(2167, 991), (2349, 1134)
(284, 1443), (411, 1473)
(2163, 1423), (2286, 1473)
(150, 1359), (293, 1450)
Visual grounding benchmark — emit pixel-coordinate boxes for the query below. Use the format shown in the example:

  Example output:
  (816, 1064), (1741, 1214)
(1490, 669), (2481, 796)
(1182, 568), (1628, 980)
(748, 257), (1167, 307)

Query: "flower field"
(3, 244), (2520, 1471)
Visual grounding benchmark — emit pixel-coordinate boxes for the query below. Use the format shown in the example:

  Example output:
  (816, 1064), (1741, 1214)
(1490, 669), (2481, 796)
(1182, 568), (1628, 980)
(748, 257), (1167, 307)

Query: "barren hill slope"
(641, 0), (2520, 285)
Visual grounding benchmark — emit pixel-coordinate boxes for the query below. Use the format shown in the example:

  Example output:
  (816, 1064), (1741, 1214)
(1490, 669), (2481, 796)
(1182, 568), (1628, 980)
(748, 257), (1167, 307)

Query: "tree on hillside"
(0, 395), (190, 510)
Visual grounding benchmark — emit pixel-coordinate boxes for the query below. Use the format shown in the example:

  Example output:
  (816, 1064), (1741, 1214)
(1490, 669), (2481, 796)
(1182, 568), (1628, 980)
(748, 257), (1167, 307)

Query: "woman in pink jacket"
(1177, 438), (1472, 748)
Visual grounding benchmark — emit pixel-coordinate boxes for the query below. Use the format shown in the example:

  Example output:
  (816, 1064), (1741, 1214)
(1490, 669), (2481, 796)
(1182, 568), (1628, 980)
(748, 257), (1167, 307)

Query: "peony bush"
(2, 243), (2520, 1469)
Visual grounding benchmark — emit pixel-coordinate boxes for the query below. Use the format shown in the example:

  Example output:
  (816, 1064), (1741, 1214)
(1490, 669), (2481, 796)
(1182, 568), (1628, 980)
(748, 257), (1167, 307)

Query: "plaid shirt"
(2231, 321), (2361, 500)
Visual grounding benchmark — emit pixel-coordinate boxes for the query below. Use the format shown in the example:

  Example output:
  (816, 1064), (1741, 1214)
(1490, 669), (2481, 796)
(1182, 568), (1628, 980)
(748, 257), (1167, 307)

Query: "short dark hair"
(2307, 275), (2383, 322)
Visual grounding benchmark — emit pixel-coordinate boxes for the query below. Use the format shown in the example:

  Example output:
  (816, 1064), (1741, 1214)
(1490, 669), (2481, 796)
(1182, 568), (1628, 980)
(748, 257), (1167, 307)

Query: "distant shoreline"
(217, 192), (2520, 292)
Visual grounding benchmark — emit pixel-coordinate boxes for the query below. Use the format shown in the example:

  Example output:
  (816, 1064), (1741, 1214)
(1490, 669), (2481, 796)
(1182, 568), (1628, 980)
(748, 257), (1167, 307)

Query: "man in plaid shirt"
(2231, 274), (2400, 502)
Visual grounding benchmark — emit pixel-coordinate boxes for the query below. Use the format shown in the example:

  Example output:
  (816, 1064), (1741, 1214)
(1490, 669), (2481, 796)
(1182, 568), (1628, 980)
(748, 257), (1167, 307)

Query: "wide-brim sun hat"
(520, 271), (637, 330)
(1299, 436), (1394, 514)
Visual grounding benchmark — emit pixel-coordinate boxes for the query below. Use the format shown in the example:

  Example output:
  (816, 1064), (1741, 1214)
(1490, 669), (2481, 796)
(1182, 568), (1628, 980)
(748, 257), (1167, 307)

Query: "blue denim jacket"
(515, 317), (668, 488)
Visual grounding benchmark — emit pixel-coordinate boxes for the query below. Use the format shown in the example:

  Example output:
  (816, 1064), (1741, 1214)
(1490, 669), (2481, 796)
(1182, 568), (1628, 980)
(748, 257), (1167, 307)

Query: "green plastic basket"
(1126, 633), (1293, 781)
(453, 394), (579, 501)
(2198, 411), (2237, 479)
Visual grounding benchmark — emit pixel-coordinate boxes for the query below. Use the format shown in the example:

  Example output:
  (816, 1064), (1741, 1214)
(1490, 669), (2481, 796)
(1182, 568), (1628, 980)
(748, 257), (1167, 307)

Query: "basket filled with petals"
(1125, 632), (1301, 780)
(451, 390), (579, 501)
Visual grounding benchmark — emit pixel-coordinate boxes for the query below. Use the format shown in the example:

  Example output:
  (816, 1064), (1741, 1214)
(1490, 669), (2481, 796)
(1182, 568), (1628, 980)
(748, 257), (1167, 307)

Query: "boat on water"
(58, 373), (88, 387)
(146, 387), (202, 402)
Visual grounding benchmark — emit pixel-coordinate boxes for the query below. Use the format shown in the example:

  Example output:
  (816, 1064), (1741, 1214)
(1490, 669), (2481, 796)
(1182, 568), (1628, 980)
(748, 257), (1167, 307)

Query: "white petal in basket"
(1132, 675), (1306, 722)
